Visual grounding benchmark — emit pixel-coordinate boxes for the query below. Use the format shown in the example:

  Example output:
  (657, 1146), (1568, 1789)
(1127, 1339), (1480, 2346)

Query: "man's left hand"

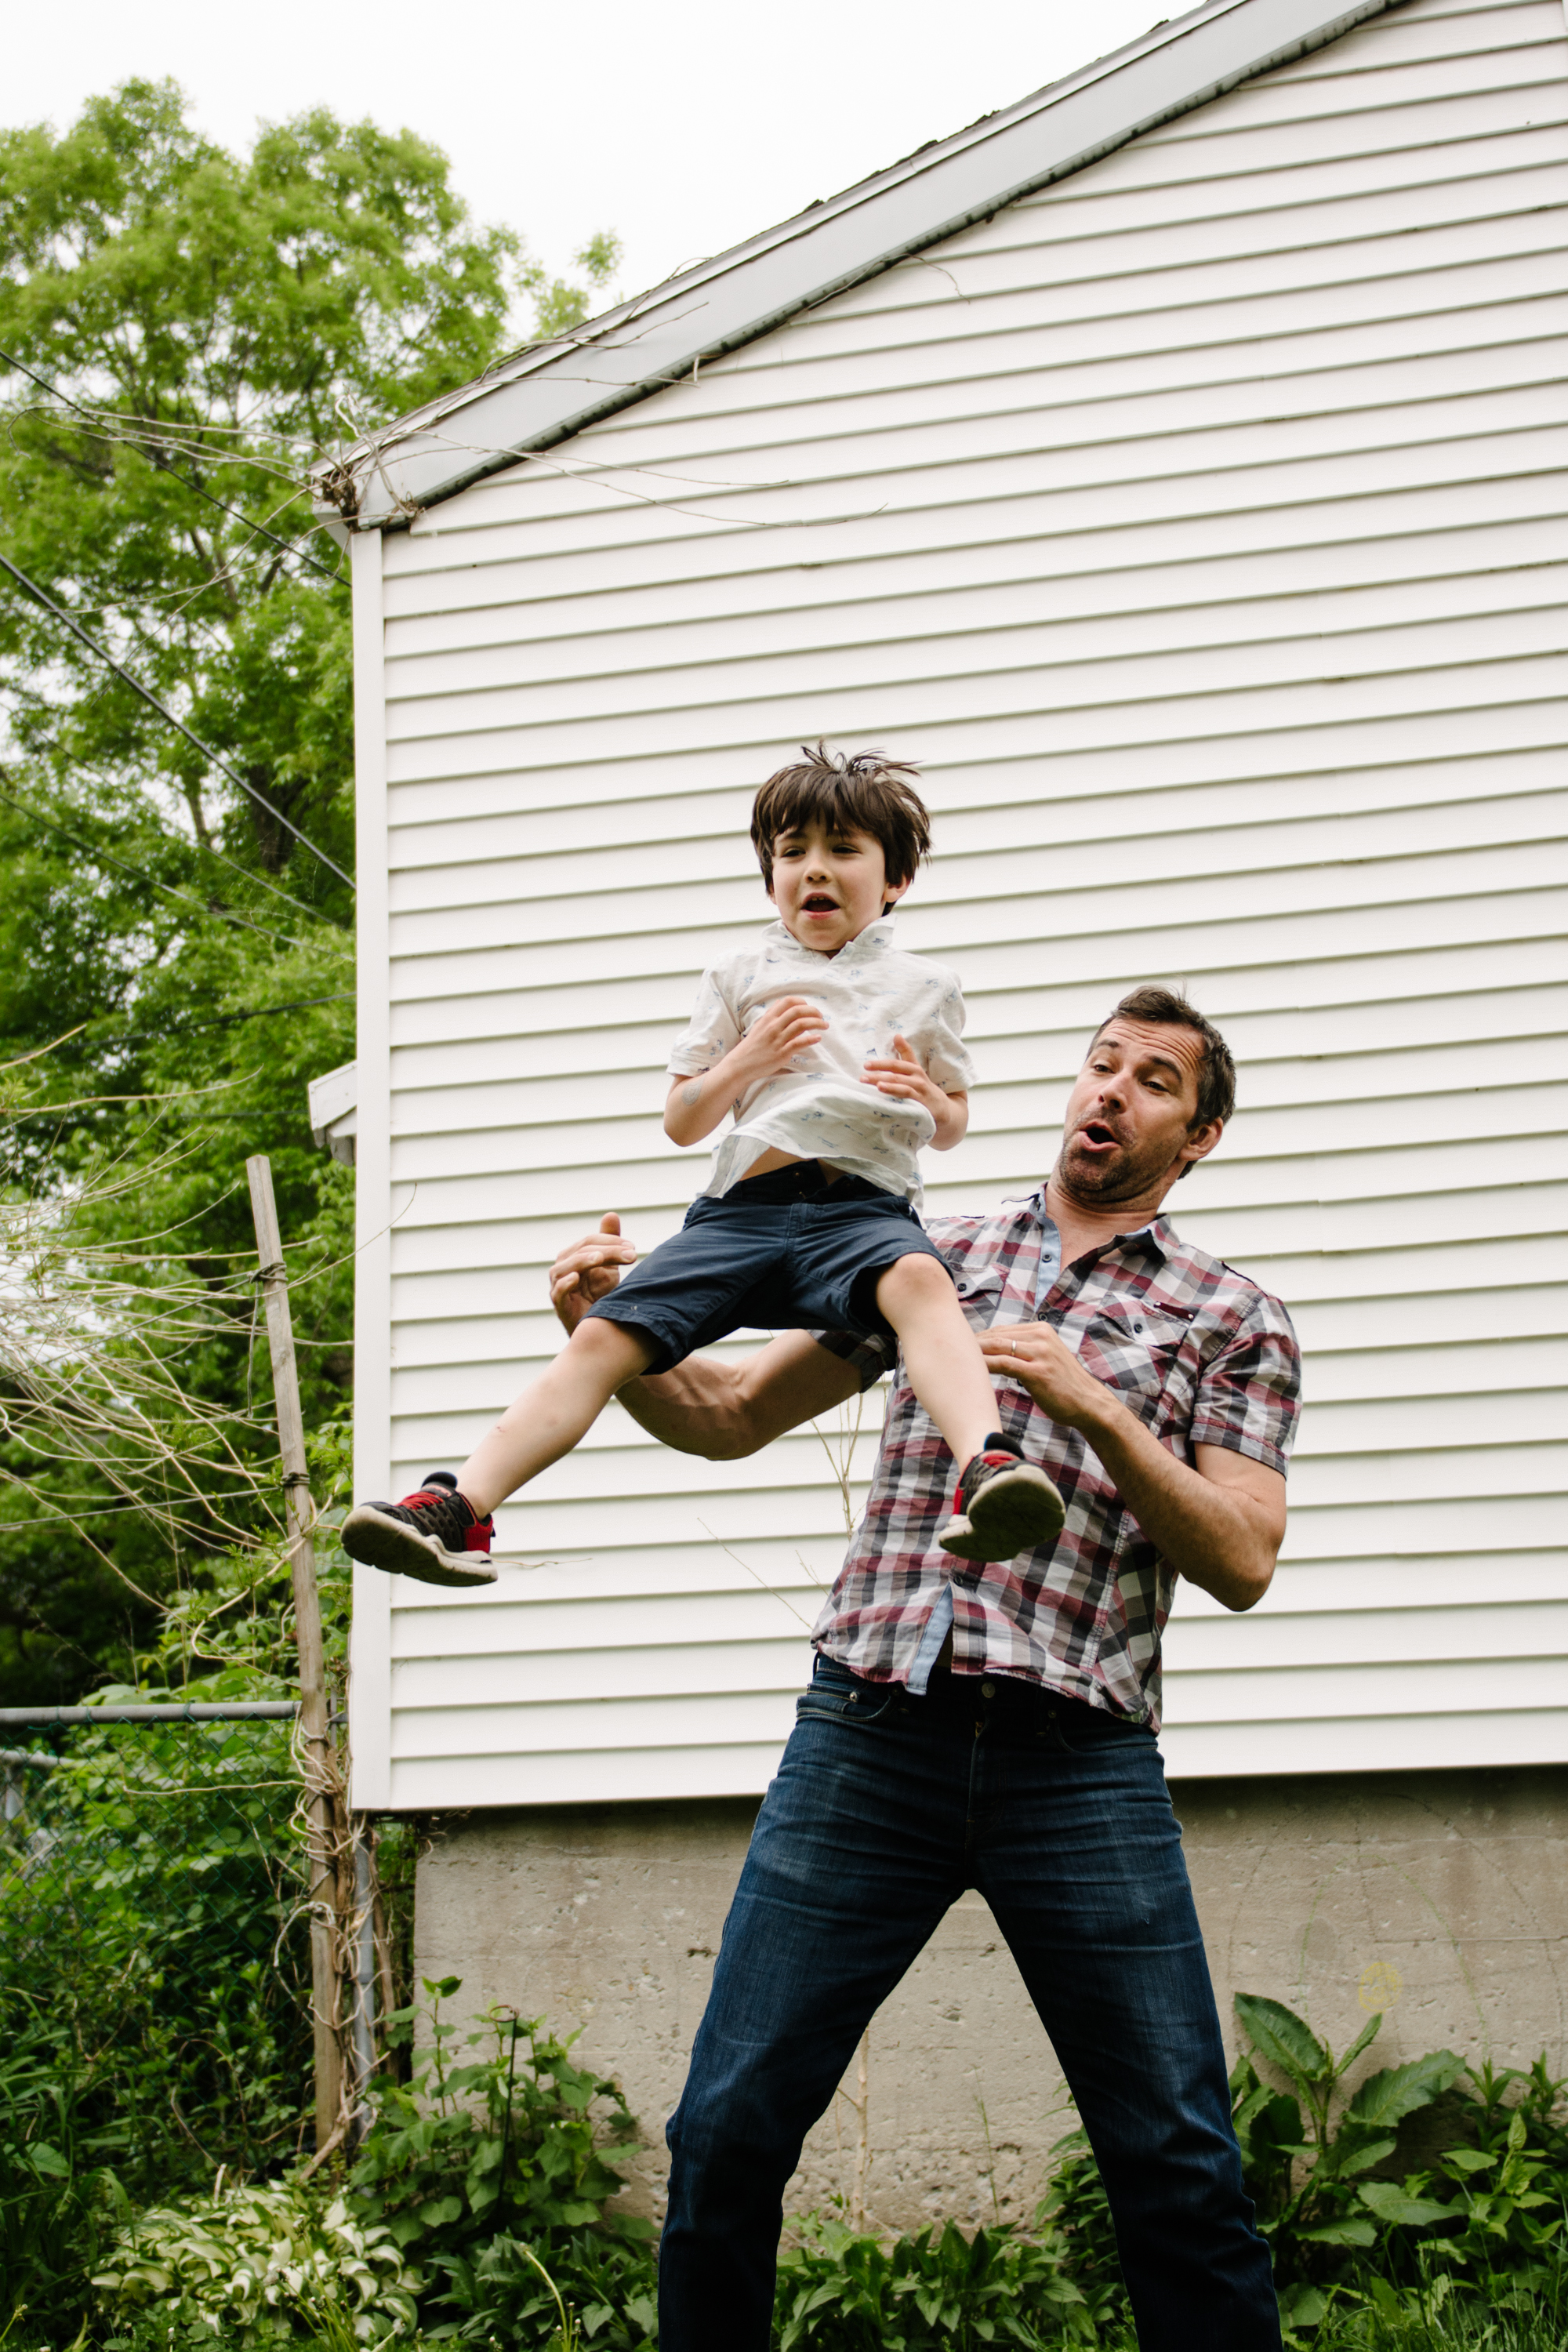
(978, 1320), (1115, 1436)
(979, 1319), (1287, 1611)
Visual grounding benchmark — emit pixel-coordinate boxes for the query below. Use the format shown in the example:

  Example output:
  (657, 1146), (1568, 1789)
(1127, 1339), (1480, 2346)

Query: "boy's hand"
(860, 1036), (969, 1150)
(550, 1213), (637, 1334)
(735, 994), (829, 1079)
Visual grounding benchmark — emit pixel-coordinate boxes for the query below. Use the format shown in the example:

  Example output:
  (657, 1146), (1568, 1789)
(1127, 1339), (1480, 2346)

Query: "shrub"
(91, 2177), (419, 2343)
(344, 1977), (656, 2340)
(774, 2209), (1128, 2349)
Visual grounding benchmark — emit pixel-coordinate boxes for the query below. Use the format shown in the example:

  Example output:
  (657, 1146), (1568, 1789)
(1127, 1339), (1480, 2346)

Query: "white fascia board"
(321, 0), (1393, 532)
(307, 1059), (358, 1142)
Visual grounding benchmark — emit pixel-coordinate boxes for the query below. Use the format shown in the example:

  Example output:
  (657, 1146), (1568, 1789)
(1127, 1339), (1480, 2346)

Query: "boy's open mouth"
(802, 895), (839, 913)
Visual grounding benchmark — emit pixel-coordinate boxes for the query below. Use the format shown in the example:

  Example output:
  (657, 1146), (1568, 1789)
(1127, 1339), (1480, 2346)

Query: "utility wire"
(0, 347), (344, 588)
(51, 993), (355, 1054)
(0, 749), (332, 929)
(0, 779), (299, 946)
(0, 551), (355, 892)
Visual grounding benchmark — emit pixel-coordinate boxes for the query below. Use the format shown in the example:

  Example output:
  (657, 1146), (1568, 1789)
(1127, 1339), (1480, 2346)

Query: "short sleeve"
(1189, 1295), (1302, 1475)
(808, 1326), (895, 1393)
(915, 970), (975, 1094)
(666, 962), (743, 1076)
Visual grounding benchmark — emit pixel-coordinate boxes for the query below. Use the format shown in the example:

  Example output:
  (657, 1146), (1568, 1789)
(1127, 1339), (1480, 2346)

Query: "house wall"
(349, 0), (1568, 1812)
(412, 1765), (1568, 2231)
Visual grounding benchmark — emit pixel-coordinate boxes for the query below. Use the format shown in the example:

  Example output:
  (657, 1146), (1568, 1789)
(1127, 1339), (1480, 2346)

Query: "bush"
(1227, 1994), (1568, 2333)
(92, 2178), (418, 2344)
(0, 1704), (311, 2341)
(343, 1978), (656, 2343)
(774, 2210), (1127, 2349)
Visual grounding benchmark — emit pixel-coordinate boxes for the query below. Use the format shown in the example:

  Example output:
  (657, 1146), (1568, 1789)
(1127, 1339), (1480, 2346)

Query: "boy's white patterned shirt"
(666, 916), (975, 1206)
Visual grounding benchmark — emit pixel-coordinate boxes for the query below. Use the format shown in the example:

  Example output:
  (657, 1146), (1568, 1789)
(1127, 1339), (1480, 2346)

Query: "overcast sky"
(8, 0), (1172, 310)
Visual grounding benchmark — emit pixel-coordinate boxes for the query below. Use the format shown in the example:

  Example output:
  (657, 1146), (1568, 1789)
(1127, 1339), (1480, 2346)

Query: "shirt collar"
(763, 915), (897, 961)
(1025, 1185), (1173, 1261)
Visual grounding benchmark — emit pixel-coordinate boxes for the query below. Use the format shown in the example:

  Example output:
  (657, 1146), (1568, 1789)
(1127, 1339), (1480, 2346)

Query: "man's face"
(1055, 1018), (1221, 1205)
(767, 818), (906, 953)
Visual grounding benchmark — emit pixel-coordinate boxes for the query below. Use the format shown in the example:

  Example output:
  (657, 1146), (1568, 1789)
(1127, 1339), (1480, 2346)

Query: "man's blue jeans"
(660, 1659), (1279, 2350)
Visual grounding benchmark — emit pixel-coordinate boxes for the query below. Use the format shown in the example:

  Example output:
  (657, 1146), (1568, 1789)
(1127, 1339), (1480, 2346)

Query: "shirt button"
(982, 1680), (996, 1697)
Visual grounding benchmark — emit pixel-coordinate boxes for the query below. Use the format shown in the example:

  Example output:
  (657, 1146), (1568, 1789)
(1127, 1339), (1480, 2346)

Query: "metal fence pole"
(351, 1828), (377, 2136)
(247, 1152), (345, 2153)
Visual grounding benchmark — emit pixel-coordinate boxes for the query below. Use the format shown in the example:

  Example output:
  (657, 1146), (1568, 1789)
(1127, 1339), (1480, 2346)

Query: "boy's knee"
(876, 1250), (953, 1307)
(572, 1314), (658, 1374)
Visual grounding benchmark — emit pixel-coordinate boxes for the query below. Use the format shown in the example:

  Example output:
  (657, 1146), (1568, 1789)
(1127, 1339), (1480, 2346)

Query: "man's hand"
(544, 1214), (862, 1454)
(550, 1213), (638, 1335)
(978, 1320), (1286, 1612)
(860, 1035), (969, 1149)
(978, 1320), (1109, 1429)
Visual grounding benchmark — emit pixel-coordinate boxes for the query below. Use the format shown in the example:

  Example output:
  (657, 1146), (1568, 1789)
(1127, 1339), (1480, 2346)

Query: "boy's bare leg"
(456, 1319), (658, 1519)
(873, 1255), (999, 1468)
(875, 1254), (1066, 1560)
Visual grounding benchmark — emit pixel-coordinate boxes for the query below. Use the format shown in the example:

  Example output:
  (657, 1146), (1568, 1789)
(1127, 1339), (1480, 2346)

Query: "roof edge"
(316, 0), (1396, 532)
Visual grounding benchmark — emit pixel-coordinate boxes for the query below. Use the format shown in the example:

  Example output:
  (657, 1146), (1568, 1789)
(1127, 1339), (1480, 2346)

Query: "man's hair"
(751, 742), (932, 898)
(1094, 985), (1237, 1136)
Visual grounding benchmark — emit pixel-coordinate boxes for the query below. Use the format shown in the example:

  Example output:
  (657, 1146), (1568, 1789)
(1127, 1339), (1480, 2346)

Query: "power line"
(65, 992), (355, 1053)
(0, 779), (301, 946)
(0, 742), (333, 929)
(0, 347), (345, 588)
(0, 552), (355, 892)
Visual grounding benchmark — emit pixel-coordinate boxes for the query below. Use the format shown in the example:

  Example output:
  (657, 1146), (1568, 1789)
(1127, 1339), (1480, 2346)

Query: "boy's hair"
(1093, 985), (1237, 1145)
(751, 742), (932, 898)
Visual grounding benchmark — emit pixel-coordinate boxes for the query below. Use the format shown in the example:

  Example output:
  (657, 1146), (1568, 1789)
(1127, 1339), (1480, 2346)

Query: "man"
(548, 985), (1301, 2350)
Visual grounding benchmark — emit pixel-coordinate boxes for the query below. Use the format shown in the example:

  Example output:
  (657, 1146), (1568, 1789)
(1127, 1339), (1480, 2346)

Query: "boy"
(343, 745), (1065, 1587)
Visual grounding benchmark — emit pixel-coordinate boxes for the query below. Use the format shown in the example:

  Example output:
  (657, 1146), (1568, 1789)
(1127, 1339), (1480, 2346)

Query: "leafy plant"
(347, 1978), (653, 2312)
(92, 2177), (419, 2343)
(0, 1709), (312, 2198)
(1225, 1995), (1568, 2336)
(0, 2030), (132, 2340)
(431, 2230), (658, 2349)
(1035, 2124), (1131, 2329)
(773, 2209), (1120, 2350)
(1231, 1990), (1465, 2290)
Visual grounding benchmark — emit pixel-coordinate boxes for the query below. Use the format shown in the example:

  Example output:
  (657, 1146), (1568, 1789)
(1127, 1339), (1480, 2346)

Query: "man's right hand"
(549, 1212), (638, 1335)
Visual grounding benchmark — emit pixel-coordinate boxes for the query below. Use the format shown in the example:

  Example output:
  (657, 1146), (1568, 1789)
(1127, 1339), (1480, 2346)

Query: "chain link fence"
(0, 1704), (316, 2192)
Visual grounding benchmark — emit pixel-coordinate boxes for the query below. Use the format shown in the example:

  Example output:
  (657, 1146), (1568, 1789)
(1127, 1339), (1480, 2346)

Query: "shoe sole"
(938, 1463), (1065, 1563)
(340, 1504), (499, 1588)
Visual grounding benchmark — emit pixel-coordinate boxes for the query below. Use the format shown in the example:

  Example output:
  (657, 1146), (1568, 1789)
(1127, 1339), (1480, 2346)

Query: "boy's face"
(767, 818), (909, 954)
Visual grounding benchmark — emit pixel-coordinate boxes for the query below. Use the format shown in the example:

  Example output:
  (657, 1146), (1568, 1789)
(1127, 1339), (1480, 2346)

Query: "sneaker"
(341, 1471), (497, 1588)
(938, 1434), (1065, 1563)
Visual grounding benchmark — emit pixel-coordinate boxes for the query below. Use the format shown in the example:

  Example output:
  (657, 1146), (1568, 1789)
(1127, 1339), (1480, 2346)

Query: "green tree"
(0, 81), (619, 1698)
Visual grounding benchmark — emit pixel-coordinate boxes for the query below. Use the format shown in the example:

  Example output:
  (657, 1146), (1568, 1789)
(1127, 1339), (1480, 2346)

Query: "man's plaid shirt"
(811, 1188), (1301, 1730)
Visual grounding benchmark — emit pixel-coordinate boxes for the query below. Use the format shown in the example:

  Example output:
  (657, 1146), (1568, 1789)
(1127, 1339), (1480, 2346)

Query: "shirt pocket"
(951, 1269), (1008, 1331)
(1076, 1304), (1195, 1417)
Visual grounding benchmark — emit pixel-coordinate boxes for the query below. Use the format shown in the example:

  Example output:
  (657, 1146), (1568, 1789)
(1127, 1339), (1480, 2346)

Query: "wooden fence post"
(246, 1152), (345, 2154)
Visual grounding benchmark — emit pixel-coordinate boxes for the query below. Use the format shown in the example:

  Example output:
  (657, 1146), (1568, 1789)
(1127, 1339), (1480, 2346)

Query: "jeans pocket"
(796, 1670), (901, 1729)
(1050, 1704), (1156, 1755)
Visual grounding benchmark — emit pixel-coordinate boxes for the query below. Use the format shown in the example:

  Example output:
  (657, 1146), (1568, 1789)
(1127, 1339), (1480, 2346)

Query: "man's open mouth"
(1078, 1121), (1120, 1149)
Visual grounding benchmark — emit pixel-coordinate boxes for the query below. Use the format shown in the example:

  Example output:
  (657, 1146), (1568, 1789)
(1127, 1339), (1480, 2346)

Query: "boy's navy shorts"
(583, 1160), (950, 1374)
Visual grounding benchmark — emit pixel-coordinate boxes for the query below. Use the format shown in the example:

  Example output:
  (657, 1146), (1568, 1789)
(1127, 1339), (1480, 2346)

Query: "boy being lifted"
(343, 744), (1065, 1586)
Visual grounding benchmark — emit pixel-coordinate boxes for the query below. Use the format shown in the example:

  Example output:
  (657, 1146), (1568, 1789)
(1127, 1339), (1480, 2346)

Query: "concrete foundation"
(412, 1766), (1568, 2235)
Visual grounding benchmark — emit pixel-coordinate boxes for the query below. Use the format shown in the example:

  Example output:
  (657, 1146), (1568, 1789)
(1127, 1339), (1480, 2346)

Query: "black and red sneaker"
(938, 1433), (1065, 1563)
(341, 1471), (497, 1588)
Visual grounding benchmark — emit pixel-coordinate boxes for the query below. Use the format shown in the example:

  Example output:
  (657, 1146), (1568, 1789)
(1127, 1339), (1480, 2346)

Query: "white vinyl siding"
(349, 0), (1568, 1809)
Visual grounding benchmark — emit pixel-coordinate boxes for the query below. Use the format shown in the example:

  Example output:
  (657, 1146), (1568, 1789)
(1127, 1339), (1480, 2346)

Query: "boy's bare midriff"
(738, 1147), (850, 1180)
